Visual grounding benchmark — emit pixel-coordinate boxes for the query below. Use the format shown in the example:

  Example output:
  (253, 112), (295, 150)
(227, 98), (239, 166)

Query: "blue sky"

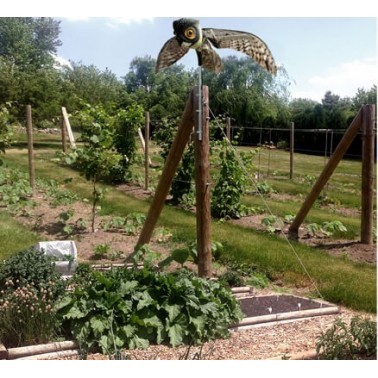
(53, 16), (376, 102)
(3, 1), (377, 103)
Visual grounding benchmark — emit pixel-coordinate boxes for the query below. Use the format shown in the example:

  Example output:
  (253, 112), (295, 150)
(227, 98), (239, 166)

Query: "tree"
(0, 17), (63, 123)
(61, 62), (122, 114)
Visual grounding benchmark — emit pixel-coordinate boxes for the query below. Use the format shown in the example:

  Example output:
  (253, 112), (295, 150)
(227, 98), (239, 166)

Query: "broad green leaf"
(121, 324), (136, 338)
(136, 291), (154, 311)
(65, 306), (87, 319)
(171, 248), (189, 265)
(90, 317), (107, 336)
(119, 280), (138, 295)
(164, 304), (182, 322)
(129, 336), (150, 350)
(167, 323), (184, 347)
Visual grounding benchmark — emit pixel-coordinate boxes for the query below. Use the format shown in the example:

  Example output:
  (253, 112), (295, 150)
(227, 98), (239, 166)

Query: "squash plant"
(56, 266), (243, 356)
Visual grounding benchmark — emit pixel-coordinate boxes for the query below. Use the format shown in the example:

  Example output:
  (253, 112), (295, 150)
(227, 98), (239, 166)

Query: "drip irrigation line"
(208, 105), (324, 300)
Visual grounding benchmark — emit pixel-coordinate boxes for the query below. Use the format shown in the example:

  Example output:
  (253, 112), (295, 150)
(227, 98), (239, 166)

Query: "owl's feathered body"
(156, 18), (277, 75)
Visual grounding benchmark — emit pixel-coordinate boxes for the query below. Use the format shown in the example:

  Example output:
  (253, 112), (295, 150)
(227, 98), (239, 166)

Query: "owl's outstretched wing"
(200, 39), (223, 74)
(202, 28), (277, 75)
(156, 37), (190, 72)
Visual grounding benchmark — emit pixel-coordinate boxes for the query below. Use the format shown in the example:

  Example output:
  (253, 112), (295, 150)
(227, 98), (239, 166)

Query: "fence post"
(60, 115), (67, 153)
(144, 111), (150, 191)
(25, 105), (35, 194)
(290, 122), (294, 180)
(226, 117), (231, 141)
(361, 104), (375, 244)
(194, 85), (212, 278)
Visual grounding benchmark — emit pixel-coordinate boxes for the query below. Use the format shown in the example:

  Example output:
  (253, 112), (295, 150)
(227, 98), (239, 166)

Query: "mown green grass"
(1, 147), (376, 313)
(0, 211), (39, 260)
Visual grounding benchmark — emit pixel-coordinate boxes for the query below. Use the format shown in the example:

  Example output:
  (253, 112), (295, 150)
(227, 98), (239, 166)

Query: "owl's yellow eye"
(184, 27), (196, 40)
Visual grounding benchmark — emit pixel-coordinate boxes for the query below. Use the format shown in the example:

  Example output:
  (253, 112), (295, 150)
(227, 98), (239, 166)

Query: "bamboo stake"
(136, 89), (194, 248)
(288, 108), (363, 239)
(7, 341), (78, 360)
(25, 105), (35, 193)
(194, 85), (212, 278)
(361, 104), (375, 244)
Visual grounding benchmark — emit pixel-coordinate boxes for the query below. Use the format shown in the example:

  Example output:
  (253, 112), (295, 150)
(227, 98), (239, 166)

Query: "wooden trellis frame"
(136, 86), (212, 277)
(288, 104), (376, 245)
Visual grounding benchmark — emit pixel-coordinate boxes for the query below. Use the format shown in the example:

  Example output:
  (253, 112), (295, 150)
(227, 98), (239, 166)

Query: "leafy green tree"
(113, 103), (145, 179)
(61, 62), (122, 114)
(0, 17), (63, 123)
(63, 115), (122, 231)
(0, 104), (12, 165)
(351, 86), (377, 112)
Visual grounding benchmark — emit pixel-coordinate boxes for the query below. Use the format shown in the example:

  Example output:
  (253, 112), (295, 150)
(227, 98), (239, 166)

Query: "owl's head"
(173, 18), (202, 48)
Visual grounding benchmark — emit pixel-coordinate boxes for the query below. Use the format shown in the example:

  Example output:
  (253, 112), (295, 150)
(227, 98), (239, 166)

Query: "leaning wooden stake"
(194, 86), (212, 278)
(25, 105), (35, 193)
(136, 90), (194, 247)
(288, 108), (363, 239)
(61, 107), (76, 148)
(360, 104), (375, 244)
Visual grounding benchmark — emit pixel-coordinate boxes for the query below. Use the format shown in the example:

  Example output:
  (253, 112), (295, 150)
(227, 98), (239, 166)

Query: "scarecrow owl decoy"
(156, 18), (277, 74)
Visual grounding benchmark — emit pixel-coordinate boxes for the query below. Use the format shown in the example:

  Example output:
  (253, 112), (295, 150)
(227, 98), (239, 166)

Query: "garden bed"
(0, 289), (342, 360)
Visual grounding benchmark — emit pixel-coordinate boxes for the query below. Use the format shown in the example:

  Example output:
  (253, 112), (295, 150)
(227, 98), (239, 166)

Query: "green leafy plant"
(159, 241), (224, 269)
(155, 117), (195, 206)
(211, 139), (251, 219)
(93, 243), (110, 259)
(316, 316), (377, 359)
(0, 104), (12, 165)
(255, 181), (274, 196)
(321, 221), (348, 236)
(101, 213), (146, 236)
(261, 215), (283, 234)
(56, 266), (243, 355)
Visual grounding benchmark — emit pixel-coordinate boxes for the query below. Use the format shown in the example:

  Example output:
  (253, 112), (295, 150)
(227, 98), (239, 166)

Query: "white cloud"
(291, 58), (377, 102)
(52, 54), (73, 70)
(105, 17), (154, 29)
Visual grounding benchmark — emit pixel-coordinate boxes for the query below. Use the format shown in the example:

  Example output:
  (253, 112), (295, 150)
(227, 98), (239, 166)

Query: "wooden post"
(361, 104), (375, 244)
(226, 117), (231, 141)
(290, 122), (294, 179)
(194, 86), (212, 278)
(288, 108), (363, 239)
(25, 105), (35, 194)
(61, 107), (76, 148)
(136, 90), (194, 247)
(60, 115), (67, 153)
(144, 111), (150, 191)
